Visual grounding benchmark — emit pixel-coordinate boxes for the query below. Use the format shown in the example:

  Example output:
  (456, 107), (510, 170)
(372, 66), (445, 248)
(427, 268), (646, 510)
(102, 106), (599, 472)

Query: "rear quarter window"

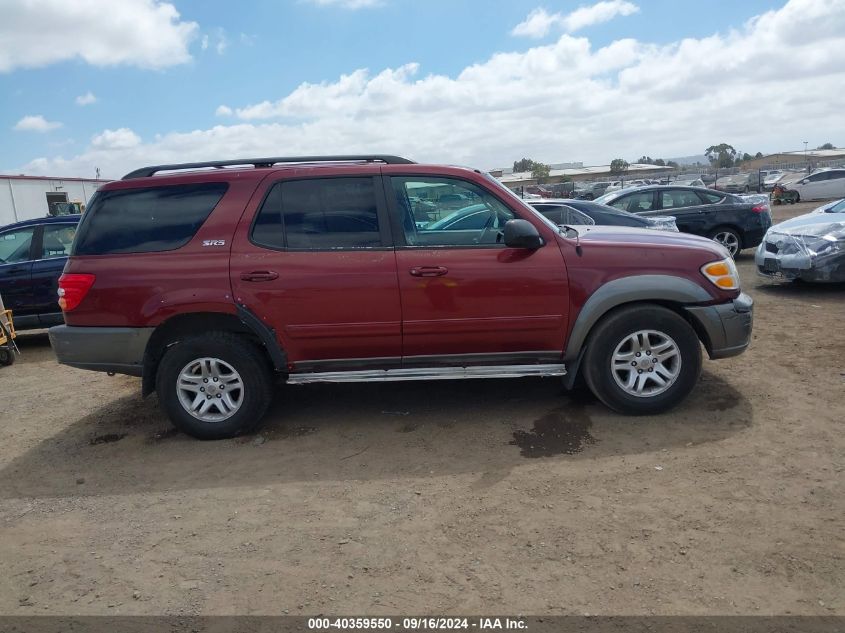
(73, 183), (228, 255)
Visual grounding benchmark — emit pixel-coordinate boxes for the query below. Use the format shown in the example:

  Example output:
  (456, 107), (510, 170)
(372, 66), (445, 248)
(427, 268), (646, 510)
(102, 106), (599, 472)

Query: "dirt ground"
(0, 200), (842, 617)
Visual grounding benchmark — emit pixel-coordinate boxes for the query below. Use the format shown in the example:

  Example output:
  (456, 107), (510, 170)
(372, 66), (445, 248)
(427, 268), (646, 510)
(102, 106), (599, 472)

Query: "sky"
(1, 0), (843, 179)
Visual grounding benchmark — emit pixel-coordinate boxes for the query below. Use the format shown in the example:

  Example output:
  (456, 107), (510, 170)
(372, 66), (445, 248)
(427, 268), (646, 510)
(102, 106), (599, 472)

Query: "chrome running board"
(287, 364), (567, 384)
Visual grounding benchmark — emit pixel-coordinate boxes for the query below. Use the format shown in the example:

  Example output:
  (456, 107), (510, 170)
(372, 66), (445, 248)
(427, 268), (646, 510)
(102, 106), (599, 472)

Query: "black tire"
(0, 346), (14, 366)
(155, 331), (273, 440)
(582, 305), (702, 415)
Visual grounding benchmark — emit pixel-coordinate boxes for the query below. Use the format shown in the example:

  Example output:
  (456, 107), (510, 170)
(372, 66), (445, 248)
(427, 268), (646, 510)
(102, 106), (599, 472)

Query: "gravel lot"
(0, 201), (842, 616)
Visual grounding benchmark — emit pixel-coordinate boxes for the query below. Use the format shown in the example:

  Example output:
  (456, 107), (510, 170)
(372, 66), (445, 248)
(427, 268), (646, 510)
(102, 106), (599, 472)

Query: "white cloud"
(214, 28), (228, 54)
(75, 91), (98, 106)
(91, 128), (142, 150)
(304, 0), (384, 8)
(0, 0), (198, 72)
(512, 1), (639, 38)
(215, 105), (234, 117)
(13, 115), (62, 132)
(511, 8), (558, 39)
(201, 35), (209, 51)
(18, 0), (845, 178)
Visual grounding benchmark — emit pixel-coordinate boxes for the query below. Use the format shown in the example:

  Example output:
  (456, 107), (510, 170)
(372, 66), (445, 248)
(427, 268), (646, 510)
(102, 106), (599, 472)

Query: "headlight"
(701, 258), (740, 290)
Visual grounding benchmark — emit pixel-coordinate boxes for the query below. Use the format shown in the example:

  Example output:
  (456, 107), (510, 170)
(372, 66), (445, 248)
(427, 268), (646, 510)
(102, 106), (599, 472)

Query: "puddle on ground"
(89, 433), (127, 446)
(510, 406), (596, 458)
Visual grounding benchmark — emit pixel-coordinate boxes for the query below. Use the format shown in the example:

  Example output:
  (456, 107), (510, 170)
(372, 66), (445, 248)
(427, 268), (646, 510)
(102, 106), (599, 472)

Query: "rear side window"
(697, 191), (723, 204)
(252, 177), (381, 250)
(73, 183), (227, 255)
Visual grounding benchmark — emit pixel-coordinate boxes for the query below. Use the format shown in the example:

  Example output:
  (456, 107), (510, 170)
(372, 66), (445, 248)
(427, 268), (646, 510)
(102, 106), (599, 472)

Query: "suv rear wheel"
(155, 331), (273, 439)
(582, 305), (701, 415)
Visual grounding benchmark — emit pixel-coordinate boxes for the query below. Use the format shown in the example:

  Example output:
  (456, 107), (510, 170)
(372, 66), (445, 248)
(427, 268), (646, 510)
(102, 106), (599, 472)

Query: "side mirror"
(504, 219), (544, 249)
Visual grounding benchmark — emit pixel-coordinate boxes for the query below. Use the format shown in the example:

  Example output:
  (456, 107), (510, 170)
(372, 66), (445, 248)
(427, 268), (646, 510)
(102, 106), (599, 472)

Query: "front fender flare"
(563, 275), (712, 362)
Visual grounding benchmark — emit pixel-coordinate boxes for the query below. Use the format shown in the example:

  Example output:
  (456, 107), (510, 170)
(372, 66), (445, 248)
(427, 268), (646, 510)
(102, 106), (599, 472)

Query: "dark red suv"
(49, 156), (753, 439)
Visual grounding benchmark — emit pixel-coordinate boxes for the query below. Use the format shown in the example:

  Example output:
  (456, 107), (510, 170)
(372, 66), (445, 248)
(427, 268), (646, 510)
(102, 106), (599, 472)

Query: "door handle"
(240, 270), (279, 282)
(409, 266), (448, 277)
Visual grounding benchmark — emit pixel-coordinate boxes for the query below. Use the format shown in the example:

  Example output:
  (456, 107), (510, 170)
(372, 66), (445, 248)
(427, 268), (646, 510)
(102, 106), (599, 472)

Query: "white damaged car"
(756, 198), (845, 282)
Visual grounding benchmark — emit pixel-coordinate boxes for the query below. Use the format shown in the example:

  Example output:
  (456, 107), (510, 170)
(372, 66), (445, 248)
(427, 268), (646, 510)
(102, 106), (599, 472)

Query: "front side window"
(252, 177), (381, 250)
(610, 192), (654, 213)
(41, 224), (77, 259)
(74, 183), (228, 255)
(0, 227), (35, 264)
(391, 177), (515, 247)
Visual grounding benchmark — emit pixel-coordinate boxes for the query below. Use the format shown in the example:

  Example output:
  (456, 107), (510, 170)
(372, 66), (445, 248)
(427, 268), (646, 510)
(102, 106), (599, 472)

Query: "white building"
(1, 175), (109, 226)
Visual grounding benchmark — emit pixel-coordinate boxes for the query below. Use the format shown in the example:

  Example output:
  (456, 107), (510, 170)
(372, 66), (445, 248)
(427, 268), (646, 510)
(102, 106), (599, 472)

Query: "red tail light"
(751, 204), (768, 213)
(58, 274), (95, 311)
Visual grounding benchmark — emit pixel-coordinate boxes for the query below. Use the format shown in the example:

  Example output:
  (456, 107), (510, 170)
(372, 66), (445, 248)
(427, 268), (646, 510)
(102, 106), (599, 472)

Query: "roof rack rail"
(121, 155), (415, 180)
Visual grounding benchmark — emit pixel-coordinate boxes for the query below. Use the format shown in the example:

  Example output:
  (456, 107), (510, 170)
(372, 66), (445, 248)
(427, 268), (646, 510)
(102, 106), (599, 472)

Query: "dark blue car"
(0, 215), (81, 330)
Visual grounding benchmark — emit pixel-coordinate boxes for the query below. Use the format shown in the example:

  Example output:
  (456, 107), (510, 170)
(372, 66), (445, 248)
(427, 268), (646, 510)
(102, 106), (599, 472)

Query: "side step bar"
(287, 364), (567, 385)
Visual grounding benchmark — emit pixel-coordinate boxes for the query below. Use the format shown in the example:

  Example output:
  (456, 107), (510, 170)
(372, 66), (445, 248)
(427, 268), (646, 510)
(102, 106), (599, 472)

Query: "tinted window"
(536, 205), (593, 225)
(252, 177), (381, 250)
(807, 172), (828, 182)
(610, 192), (654, 213)
(698, 191), (723, 204)
(660, 190), (702, 209)
(0, 227), (35, 264)
(591, 210), (645, 227)
(74, 183), (227, 255)
(391, 177), (515, 247)
(828, 171), (845, 180)
(41, 224), (77, 259)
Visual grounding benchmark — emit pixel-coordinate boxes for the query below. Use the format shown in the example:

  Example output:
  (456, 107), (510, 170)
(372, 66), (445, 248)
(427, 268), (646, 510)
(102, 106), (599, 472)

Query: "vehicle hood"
(571, 225), (728, 256)
(770, 211), (845, 234)
(770, 213), (845, 235)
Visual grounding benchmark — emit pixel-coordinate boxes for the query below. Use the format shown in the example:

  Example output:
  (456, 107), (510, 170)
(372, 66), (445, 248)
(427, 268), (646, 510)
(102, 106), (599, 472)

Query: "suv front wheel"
(582, 305), (702, 415)
(156, 331), (273, 439)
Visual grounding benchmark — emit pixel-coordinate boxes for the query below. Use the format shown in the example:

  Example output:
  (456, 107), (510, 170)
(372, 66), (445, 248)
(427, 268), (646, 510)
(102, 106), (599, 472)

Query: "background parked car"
(715, 172), (760, 194)
(573, 181), (611, 200)
(762, 170), (786, 191)
(0, 214), (80, 330)
(672, 176), (705, 188)
(595, 186), (771, 257)
(529, 199), (678, 231)
(604, 179), (649, 194)
(780, 168), (845, 202)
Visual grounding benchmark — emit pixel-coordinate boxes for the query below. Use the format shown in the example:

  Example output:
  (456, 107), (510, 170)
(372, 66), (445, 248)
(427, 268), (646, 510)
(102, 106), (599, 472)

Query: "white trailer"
(0, 175), (110, 227)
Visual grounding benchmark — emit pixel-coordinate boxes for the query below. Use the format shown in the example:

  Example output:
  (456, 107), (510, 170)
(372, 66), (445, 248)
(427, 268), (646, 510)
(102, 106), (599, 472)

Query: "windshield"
(828, 199), (845, 213)
(593, 191), (618, 205)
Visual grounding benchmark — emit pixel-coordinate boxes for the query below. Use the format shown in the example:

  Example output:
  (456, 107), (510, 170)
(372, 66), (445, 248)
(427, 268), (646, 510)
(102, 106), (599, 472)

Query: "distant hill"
(668, 154), (709, 166)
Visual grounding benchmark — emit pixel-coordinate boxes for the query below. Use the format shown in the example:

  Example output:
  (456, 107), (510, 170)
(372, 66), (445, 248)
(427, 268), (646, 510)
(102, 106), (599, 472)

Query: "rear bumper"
(49, 325), (153, 376)
(684, 293), (754, 360)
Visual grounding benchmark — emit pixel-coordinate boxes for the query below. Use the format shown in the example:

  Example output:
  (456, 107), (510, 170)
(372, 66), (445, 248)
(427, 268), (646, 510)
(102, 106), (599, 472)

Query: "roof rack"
(121, 155), (415, 180)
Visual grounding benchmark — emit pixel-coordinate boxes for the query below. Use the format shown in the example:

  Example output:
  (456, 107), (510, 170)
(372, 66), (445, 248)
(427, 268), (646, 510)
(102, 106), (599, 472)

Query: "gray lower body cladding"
(684, 293), (753, 359)
(49, 325), (154, 376)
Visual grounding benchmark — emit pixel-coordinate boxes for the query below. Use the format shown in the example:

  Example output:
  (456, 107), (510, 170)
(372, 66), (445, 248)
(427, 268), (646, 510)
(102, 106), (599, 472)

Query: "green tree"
(654, 158), (666, 166)
(609, 158), (629, 177)
(513, 158), (536, 172)
(817, 142), (835, 150)
(755, 151), (763, 159)
(666, 160), (679, 169)
(705, 144), (737, 168)
(531, 162), (551, 184)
